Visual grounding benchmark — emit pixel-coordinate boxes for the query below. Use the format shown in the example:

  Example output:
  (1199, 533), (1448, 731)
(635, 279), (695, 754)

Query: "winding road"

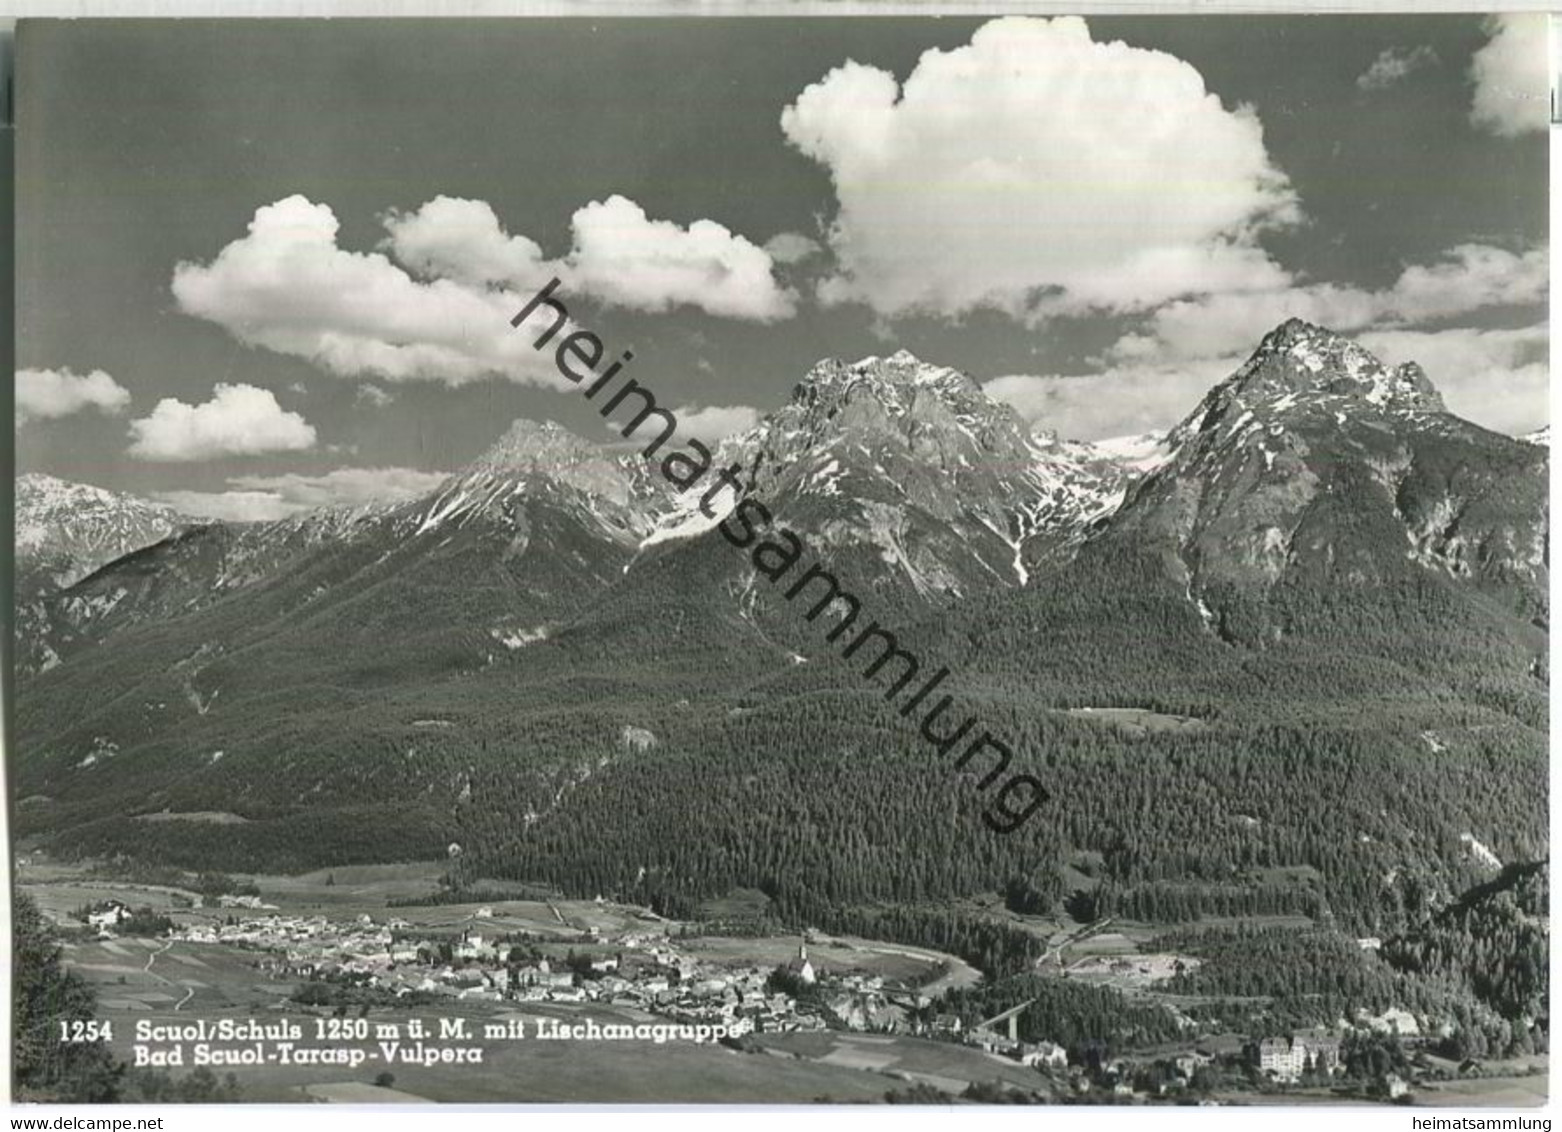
(143, 938), (195, 1010)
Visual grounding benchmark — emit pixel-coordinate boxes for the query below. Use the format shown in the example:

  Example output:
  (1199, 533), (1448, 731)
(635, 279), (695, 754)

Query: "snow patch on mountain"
(17, 473), (181, 587)
(1086, 431), (1173, 476)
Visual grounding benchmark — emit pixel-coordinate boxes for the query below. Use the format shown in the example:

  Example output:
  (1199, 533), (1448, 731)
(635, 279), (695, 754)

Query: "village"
(149, 900), (910, 1042)
(76, 895), (1426, 1103)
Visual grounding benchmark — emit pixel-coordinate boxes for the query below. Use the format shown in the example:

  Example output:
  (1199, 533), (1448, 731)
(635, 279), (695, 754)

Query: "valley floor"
(18, 855), (1546, 1107)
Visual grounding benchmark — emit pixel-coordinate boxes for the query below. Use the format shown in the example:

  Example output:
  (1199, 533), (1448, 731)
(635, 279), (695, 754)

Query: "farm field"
(250, 863), (451, 910)
(88, 1000), (901, 1104)
(1412, 1078), (1548, 1106)
(63, 936), (298, 1014)
(23, 882), (190, 924)
(1410, 1062), (1549, 1108)
(18, 856), (667, 939)
(751, 1030), (1047, 1095)
(677, 933), (972, 988)
(300, 1081), (434, 1103)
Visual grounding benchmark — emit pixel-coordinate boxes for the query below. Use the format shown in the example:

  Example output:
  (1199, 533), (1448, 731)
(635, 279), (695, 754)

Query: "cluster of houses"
(216, 894), (276, 910)
(138, 906), (1229, 1091)
(87, 902), (132, 934)
(167, 914), (881, 1036)
(970, 1032), (1072, 1070)
(164, 909), (1101, 1053)
(1095, 1050), (1220, 1098)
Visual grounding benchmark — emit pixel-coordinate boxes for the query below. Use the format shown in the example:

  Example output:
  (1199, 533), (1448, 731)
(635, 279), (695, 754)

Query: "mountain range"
(11, 320), (1549, 951)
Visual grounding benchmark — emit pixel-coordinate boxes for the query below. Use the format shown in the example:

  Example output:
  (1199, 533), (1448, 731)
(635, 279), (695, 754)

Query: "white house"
(1019, 1041), (1069, 1068)
(87, 904), (131, 932)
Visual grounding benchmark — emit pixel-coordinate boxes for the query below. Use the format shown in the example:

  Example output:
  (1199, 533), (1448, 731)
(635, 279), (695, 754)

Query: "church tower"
(797, 943), (816, 985)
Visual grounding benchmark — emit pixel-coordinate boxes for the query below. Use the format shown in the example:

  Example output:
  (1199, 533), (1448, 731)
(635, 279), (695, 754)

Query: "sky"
(14, 15), (1550, 520)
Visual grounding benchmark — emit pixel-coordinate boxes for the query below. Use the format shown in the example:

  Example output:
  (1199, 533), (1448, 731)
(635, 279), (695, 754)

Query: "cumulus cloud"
(674, 403), (762, 442)
(17, 367), (131, 423)
(179, 195), (796, 387)
(1391, 243), (1549, 318)
(763, 231), (823, 265)
(1358, 323), (1548, 436)
(566, 196), (795, 320)
(157, 466), (449, 522)
(1110, 243), (1548, 363)
(780, 16), (1298, 320)
(173, 196), (572, 388)
(355, 383), (395, 408)
(1470, 14), (1549, 137)
(382, 195), (549, 288)
(1357, 45), (1439, 91)
(127, 383), (317, 462)
(986, 357), (1242, 441)
(383, 193), (794, 320)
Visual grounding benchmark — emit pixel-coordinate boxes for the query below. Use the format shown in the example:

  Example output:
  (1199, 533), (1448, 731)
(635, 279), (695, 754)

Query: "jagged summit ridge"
(1167, 319), (1446, 455)
(759, 351), (1037, 486)
(16, 320), (1546, 694)
(1100, 318), (1546, 621)
(698, 349), (1133, 589)
(470, 418), (611, 473)
(780, 350), (993, 443)
(17, 473), (181, 585)
(1234, 317), (1442, 411)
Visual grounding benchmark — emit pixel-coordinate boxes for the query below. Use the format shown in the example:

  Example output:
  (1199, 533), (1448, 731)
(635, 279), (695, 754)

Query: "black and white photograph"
(7, 10), (1552, 1113)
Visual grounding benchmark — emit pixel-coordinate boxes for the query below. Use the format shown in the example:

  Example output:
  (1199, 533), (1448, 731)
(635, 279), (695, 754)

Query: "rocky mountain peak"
(774, 351), (1024, 464)
(1103, 319), (1544, 622)
(1168, 321), (1446, 453)
(18, 471), (171, 518)
(387, 417), (655, 544)
(16, 473), (183, 598)
(663, 351), (1136, 591)
(17, 473), (179, 557)
(471, 418), (602, 472)
(1227, 318), (1445, 413)
(789, 351), (985, 410)
(466, 417), (641, 504)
